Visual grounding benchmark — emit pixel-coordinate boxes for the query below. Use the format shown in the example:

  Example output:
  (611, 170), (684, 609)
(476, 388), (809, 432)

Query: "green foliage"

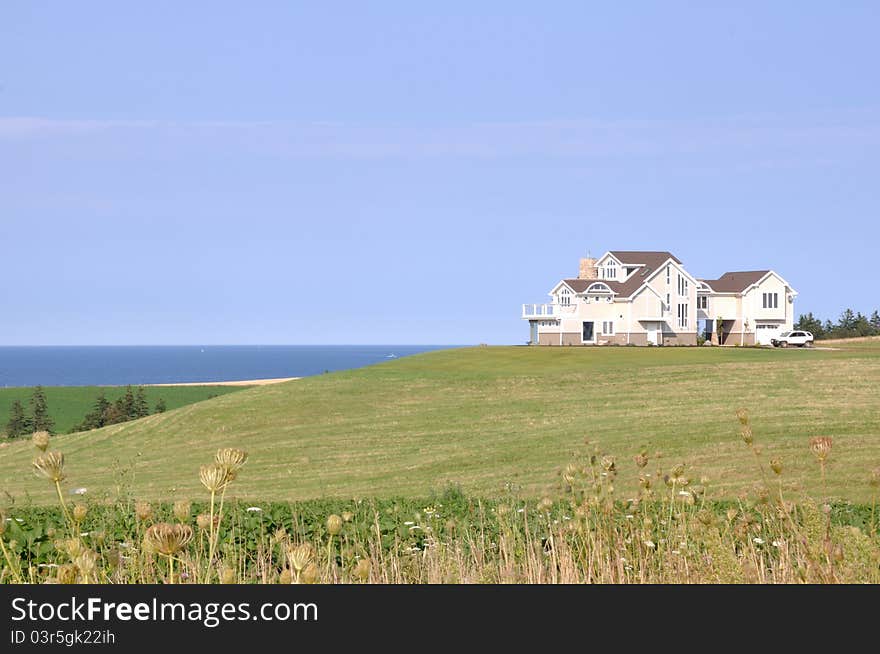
(0, 385), (246, 435)
(29, 386), (55, 434)
(797, 307), (880, 339)
(154, 398), (167, 414)
(4, 400), (30, 438)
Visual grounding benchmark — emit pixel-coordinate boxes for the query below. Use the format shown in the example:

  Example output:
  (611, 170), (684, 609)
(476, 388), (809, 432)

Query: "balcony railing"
(522, 303), (556, 318)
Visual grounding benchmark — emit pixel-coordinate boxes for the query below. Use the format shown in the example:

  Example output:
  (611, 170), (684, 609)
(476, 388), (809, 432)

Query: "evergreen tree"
(5, 400), (30, 438)
(154, 398), (167, 414)
(871, 310), (880, 333)
(74, 392), (112, 431)
(795, 312), (825, 338)
(29, 386), (55, 434)
(133, 386), (150, 418)
(121, 385), (136, 420)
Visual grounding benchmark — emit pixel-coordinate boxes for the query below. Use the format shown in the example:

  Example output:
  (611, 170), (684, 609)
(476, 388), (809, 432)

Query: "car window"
(779, 331), (791, 337)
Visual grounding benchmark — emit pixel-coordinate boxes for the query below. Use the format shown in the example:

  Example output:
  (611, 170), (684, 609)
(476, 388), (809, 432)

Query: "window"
(666, 265), (670, 284)
(697, 296), (708, 310)
(666, 293), (671, 310)
(677, 274), (689, 297)
(677, 303), (689, 329)
(602, 321), (615, 335)
(604, 264), (617, 279)
(762, 292), (778, 309)
(558, 288), (571, 306)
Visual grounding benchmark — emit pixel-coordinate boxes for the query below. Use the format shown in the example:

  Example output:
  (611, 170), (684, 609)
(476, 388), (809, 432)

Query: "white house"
(522, 251), (797, 346)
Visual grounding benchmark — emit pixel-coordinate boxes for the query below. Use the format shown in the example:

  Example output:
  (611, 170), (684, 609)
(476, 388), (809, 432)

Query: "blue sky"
(2, 2), (878, 345)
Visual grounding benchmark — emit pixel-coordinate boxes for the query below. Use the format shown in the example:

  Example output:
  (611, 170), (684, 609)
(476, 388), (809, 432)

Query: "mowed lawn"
(0, 385), (249, 434)
(0, 346), (878, 504)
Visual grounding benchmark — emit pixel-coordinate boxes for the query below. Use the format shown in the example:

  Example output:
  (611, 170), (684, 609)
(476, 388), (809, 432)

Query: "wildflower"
(301, 563), (318, 584)
(199, 463), (229, 492)
(135, 501), (153, 522)
(196, 513), (215, 531)
(753, 537), (764, 545)
(354, 558), (371, 582)
(33, 451), (65, 482)
(634, 453), (648, 469)
(326, 515), (343, 535)
(173, 500), (191, 522)
(537, 498), (553, 513)
(740, 425), (754, 446)
(215, 447), (248, 481)
(32, 431), (50, 452)
(809, 437), (833, 464)
(601, 455), (616, 473)
(770, 459), (783, 475)
(75, 550), (98, 577)
(70, 488), (87, 495)
(145, 523), (194, 556)
(643, 540), (656, 549)
(72, 504), (87, 523)
(287, 543), (313, 572)
(246, 507), (262, 513)
(735, 407), (750, 426)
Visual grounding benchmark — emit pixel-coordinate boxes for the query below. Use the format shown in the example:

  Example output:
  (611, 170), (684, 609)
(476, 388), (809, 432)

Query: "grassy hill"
(0, 385), (249, 435)
(1, 345), (878, 504)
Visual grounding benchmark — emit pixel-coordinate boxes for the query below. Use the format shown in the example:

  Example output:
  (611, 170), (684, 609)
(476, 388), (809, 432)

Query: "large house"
(522, 251), (797, 346)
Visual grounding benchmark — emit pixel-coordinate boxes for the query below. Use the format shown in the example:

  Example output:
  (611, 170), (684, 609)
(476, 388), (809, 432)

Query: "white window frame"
(677, 303), (689, 329)
(602, 321), (615, 335)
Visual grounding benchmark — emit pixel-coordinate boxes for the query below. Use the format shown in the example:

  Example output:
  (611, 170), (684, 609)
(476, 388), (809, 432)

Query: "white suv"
(770, 330), (814, 348)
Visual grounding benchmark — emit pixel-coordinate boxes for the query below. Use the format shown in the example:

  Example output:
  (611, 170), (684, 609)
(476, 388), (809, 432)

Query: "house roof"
(700, 270), (770, 293)
(608, 251), (682, 266)
(565, 251), (682, 298)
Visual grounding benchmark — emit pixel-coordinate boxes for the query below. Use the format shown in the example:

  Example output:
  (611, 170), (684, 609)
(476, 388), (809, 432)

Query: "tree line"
(795, 308), (880, 340)
(4, 386), (167, 438)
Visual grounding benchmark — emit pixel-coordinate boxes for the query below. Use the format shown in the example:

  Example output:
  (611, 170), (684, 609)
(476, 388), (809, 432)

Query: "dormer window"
(603, 263), (618, 279)
(558, 288), (572, 306)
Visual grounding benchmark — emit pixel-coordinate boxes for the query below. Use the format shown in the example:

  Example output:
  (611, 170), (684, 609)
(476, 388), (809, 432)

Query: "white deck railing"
(522, 303), (556, 318)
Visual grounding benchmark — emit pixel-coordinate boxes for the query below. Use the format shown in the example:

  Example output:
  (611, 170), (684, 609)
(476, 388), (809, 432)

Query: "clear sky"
(2, 2), (878, 345)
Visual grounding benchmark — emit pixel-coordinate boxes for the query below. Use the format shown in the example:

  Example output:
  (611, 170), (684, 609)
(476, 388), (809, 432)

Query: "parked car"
(770, 330), (814, 347)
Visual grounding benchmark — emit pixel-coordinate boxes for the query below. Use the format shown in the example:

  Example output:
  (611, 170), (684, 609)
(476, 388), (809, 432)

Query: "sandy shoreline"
(147, 377), (300, 387)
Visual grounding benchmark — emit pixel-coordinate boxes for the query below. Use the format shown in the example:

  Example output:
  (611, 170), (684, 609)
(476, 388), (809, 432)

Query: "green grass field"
(0, 385), (249, 434)
(1, 345), (878, 504)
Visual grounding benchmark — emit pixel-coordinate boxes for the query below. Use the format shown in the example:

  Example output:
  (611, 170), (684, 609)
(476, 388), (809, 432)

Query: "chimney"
(578, 257), (598, 280)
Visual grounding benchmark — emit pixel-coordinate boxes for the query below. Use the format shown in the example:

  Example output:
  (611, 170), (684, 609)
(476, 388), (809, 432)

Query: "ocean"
(0, 345), (459, 387)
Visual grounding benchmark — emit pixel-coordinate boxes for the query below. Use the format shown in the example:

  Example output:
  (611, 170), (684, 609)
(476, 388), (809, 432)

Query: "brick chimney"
(578, 257), (598, 280)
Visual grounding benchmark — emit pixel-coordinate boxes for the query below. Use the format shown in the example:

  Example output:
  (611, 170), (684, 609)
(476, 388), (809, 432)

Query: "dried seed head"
(601, 455), (616, 473)
(562, 463), (579, 486)
(326, 514), (343, 536)
(72, 504), (88, 522)
(287, 542), (313, 572)
(870, 468), (880, 489)
(135, 501), (153, 522)
(57, 564), (78, 585)
(770, 459), (783, 475)
(354, 558), (371, 582)
(220, 566), (235, 584)
(199, 463), (229, 492)
(634, 453), (648, 469)
(145, 523), (194, 556)
(696, 509), (715, 526)
(278, 568), (293, 585)
(75, 550), (98, 576)
(196, 513), (216, 531)
(537, 497), (553, 513)
(173, 500), (191, 522)
(342, 511), (354, 522)
(740, 425), (754, 446)
(735, 407), (750, 426)
(273, 527), (288, 544)
(726, 508), (738, 523)
(301, 562), (318, 584)
(809, 437), (833, 463)
(33, 451), (65, 482)
(215, 448), (248, 481)
(32, 431), (50, 452)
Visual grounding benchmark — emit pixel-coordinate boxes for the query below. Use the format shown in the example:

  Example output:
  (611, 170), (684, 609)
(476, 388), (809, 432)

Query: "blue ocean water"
(0, 345), (459, 387)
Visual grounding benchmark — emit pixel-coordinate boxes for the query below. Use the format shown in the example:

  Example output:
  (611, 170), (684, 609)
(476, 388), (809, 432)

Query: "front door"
(582, 321), (595, 343)
(647, 323), (660, 345)
(530, 321), (538, 345)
